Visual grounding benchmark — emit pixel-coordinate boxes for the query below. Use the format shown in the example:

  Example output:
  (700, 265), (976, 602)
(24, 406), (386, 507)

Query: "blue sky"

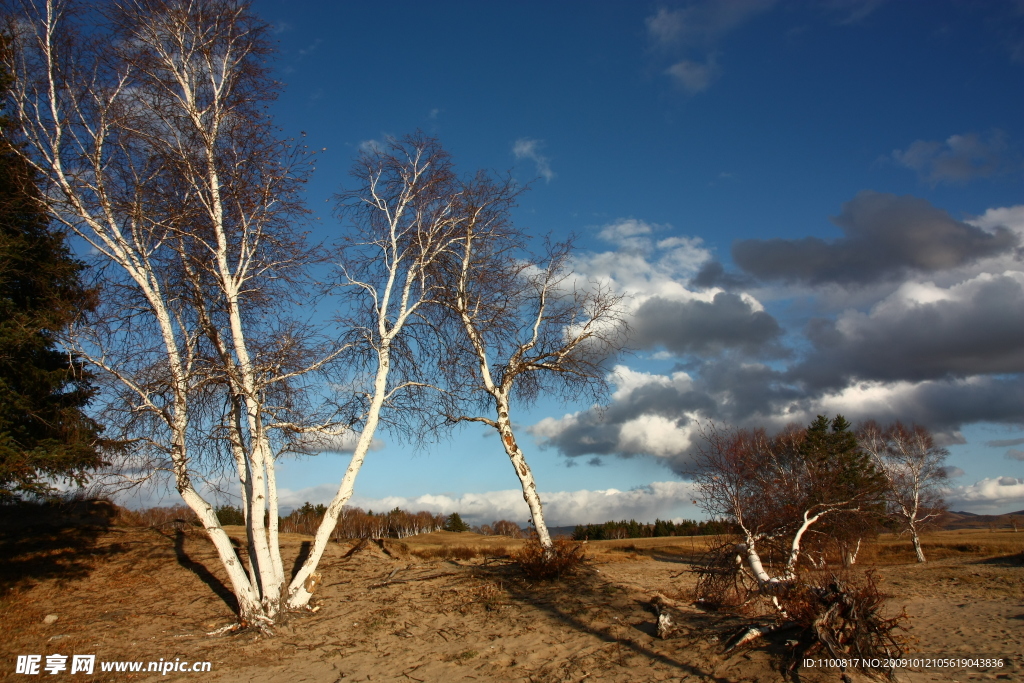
(203, 0), (1024, 525)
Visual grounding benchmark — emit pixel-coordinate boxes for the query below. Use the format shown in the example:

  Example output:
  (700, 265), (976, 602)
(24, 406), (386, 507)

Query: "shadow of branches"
(0, 499), (124, 597)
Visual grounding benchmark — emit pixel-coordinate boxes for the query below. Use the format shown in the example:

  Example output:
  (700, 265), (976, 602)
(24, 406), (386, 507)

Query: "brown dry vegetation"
(1, 502), (1021, 682)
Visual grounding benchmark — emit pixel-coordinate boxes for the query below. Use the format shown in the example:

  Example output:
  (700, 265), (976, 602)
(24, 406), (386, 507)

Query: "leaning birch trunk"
(286, 130), (462, 608)
(784, 510), (824, 580)
(911, 528), (927, 563)
(495, 394), (554, 554)
(286, 343), (391, 608)
(179, 483), (267, 626)
(738, 537), (774, 586)
(445, 208), (626, 563)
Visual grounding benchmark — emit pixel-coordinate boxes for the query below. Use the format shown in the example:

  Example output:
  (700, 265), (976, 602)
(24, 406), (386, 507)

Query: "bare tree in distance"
(286, 133), (471, 607)
(858, 421), (949, 563)
(3, 0), (360, 628)
(438, 173), (630, 557)
(492, 519), (524, 539)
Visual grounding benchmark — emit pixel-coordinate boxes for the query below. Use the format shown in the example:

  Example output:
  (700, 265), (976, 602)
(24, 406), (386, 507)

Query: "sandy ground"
(1, 514), (1021, 683)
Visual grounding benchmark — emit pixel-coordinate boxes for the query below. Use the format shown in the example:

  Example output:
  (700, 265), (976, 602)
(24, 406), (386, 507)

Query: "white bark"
(785, 510), (824, 579)
(738, 539), (773, 586)
(5, 0), (346, 626)
(288, 136), (464, 608)
(860, 422), (947, 564)
(287, 344), (390, 608)
(843, 537), (862, 567)
(496, 396), (553, 551)
(911, 527), (926, 563)
(446, 211), (626, 557)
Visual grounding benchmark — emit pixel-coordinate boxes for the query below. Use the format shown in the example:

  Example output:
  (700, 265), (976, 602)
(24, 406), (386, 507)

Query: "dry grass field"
(1, 503), (1021, 682)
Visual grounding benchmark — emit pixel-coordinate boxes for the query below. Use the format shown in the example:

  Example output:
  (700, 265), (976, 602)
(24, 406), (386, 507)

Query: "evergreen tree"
(443, 512), (470, 532)
(798, 415), (887, 562)
(0, 83), (104, 498)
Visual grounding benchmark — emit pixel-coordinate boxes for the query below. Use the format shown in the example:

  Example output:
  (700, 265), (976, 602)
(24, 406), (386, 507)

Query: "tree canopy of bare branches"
(694, 418), (912, 673)
(437, 172), (629, 554)
(3, 0), (352, 627)
(695, 416), (886, 590)
(858, 421), (949, 562)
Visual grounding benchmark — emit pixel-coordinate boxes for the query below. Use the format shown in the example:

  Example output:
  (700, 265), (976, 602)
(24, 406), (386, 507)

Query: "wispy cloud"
(646, 1), (774, 93)
(646, 1), (776, 50)
(293, 431), (385, 455)
(984, 437), (1024, 447)
(665, 55), (722, 93)
(891, 130), (1018, 186)
(822, 0), (888, 25)
(512, 138), (555, 182)
(298, 38), (322, 58)
(358, 139), (384, 154)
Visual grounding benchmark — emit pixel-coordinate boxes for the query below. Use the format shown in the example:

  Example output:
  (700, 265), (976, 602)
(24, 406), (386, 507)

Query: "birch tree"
(3, 0), (352, 627)
(286, 133), (468, 607)
(858, 421), (948, 562)
(439, 174), (629, 556)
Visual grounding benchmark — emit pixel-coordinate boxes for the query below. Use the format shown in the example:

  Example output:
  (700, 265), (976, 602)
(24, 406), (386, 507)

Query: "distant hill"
(545, 513), (1021, 536)
(941, 510), (1021, 530)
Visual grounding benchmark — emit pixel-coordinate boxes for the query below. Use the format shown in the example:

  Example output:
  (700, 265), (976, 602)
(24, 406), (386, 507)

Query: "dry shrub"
(693, 541), (758, 609)
(695, 544), (910, 678)
(781, 570), (909, 677)
(488, 544), (511, 558)
(513, 538), (586, 580)
(445, 546), (476, 561)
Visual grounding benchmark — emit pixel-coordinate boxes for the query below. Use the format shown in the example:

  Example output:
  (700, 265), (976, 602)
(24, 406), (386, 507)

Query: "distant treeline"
(571, 518), (738, 541)
(215, 503), (522, 541)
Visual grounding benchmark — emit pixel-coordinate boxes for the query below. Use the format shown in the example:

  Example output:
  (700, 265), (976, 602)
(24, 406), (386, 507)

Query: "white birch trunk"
(286, 343), (392, 609)
(738, 537), (773, 586)
(784, 511), (823, 580)
(495, 395), (553, 553)
(911, 527), (926, 563)
(844, 537), (862, 568)
(179, 485), (266, 626)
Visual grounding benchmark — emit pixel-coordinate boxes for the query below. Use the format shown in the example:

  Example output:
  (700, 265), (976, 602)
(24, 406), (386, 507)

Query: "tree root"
(205, 623), (241, 636)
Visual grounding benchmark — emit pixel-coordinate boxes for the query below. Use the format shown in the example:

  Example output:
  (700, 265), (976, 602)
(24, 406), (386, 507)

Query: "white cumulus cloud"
(274, 481), (700, 527)
(944, 477), (1024, 514)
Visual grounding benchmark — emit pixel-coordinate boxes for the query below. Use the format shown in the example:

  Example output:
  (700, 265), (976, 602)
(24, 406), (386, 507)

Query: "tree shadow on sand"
(291, 541), (312, 582)
(170, 528), (239, 614)
(475, 562), (740, 682)
(977, 551), (1024, 567)
(0, 499), (127, 598)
